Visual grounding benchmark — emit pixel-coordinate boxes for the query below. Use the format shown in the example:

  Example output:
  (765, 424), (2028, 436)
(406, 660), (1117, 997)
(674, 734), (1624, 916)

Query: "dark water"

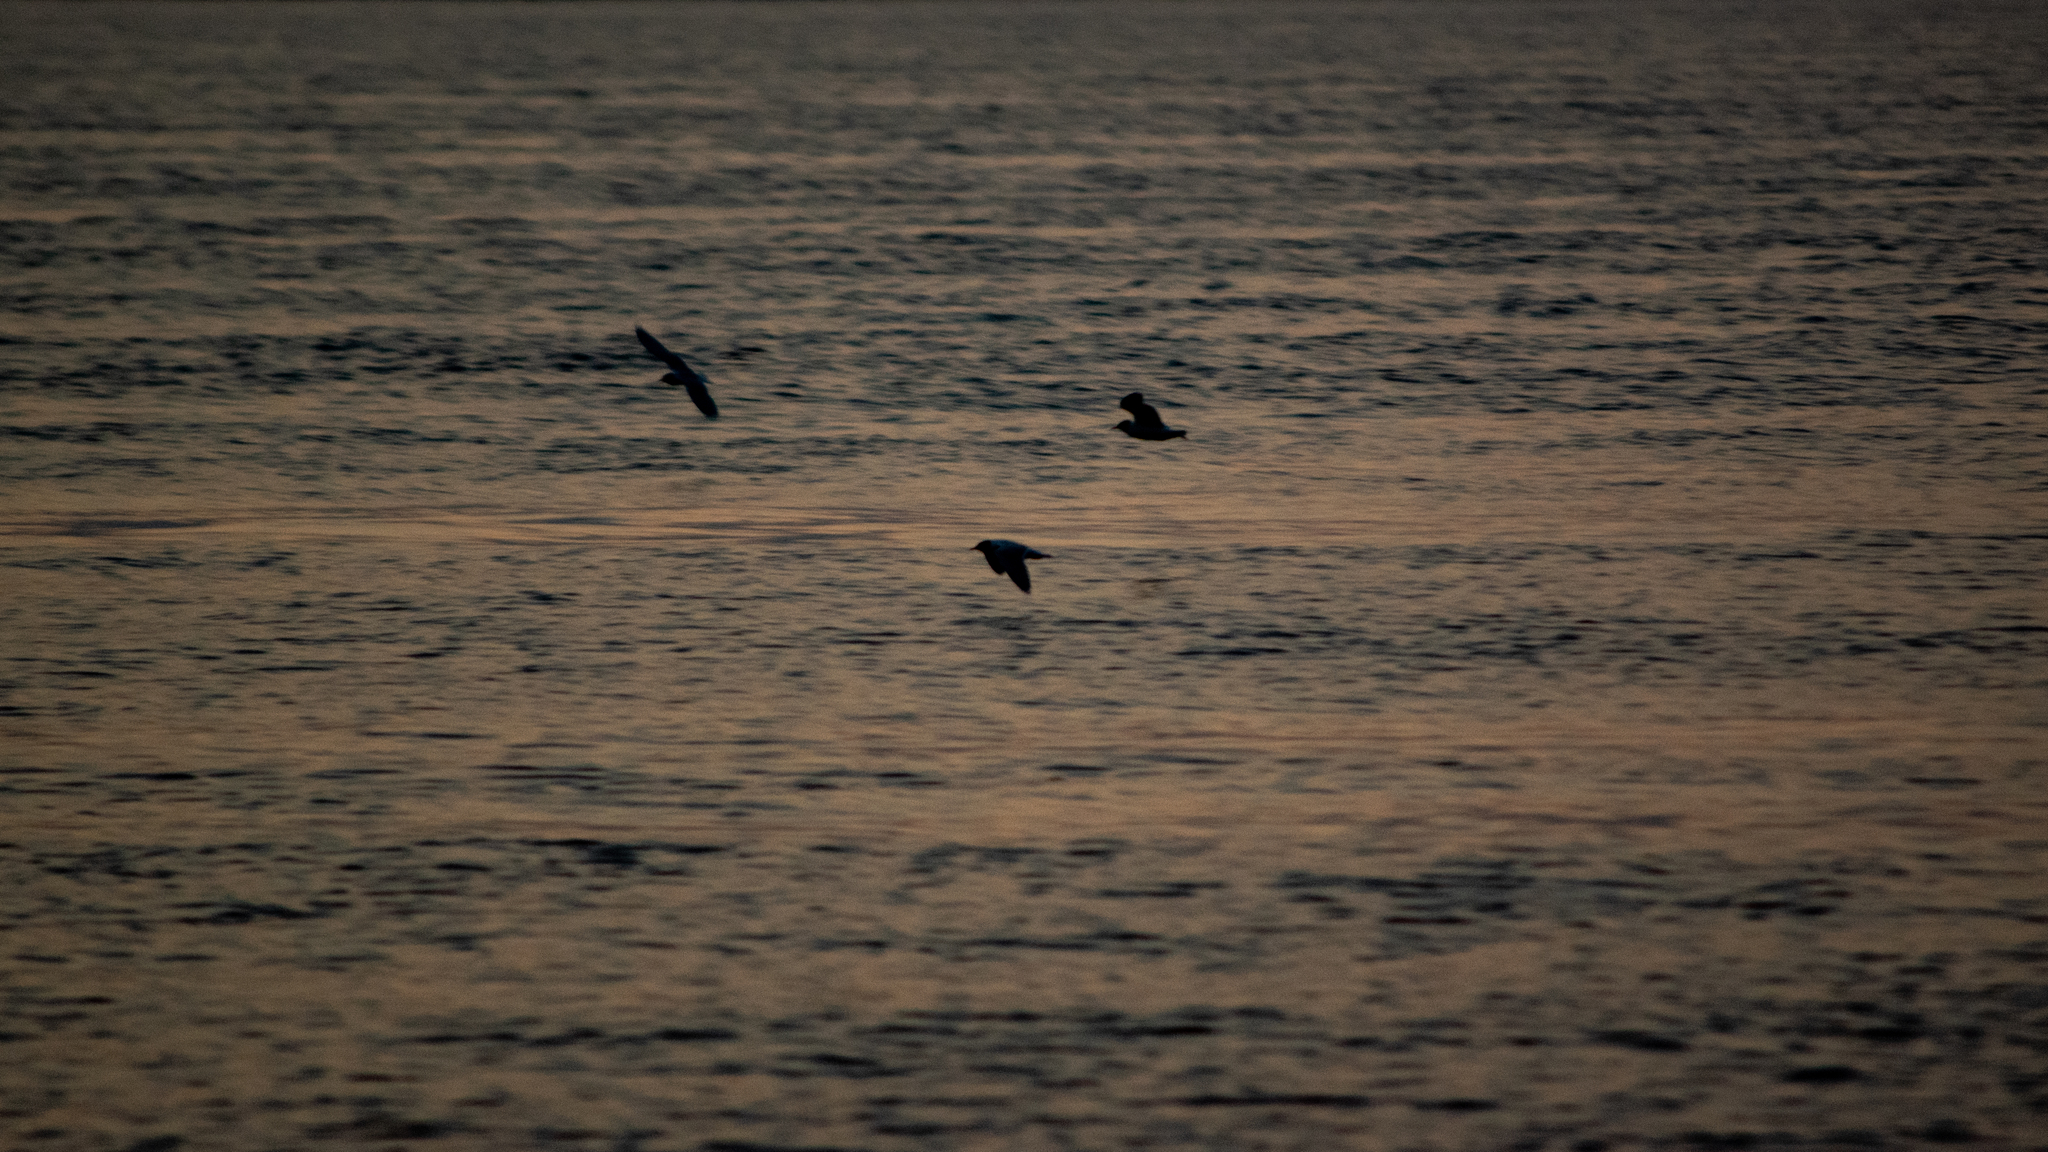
(3, 2), (2046, 1149)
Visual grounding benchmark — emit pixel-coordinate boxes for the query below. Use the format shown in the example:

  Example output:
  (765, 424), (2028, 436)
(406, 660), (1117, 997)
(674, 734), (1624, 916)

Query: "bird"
(1115, 391), (1186, 440)
(972, 539), (1048, 594)
(634, 326), (718, 418)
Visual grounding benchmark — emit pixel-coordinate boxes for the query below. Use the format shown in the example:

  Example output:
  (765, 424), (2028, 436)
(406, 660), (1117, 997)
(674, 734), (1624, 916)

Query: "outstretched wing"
(677, 377), (719, 418)
(636, 327), (704, 384)
(1004, 555), (1032, 594)
(1119, 392), (1167, 432)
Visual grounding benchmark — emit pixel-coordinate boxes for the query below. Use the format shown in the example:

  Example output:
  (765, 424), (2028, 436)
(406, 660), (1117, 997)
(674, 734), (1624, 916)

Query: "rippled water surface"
(3, 2), (2046, 1149)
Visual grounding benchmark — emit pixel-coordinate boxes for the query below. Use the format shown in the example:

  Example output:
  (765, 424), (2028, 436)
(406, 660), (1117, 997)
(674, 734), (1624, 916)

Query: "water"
(3, 2), (2045, 1148)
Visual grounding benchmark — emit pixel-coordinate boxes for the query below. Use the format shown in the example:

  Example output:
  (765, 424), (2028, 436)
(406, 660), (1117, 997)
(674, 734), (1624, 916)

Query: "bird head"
(971, 540), (994, 554)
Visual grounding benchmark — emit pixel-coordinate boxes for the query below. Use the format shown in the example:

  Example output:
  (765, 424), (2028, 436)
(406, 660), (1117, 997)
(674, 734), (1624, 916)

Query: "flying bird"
(972, 539), (1049, 594)
(1115, 392), (1186, 440)
(634, 326), (718, 418)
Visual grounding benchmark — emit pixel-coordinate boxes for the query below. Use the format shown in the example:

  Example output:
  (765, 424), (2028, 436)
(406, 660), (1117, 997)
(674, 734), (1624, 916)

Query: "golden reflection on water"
(5, 0), (2047, 1146)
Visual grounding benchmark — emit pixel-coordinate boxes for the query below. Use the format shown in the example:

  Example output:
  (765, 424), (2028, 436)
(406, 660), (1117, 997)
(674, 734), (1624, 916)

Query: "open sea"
(2, 2), (2045, 1148)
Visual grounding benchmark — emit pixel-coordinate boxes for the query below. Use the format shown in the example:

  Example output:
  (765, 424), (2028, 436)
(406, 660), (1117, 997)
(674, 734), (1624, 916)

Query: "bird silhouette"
(972, 539), (1048, 594)
(1115, 392), (1186, 440)
(634, 326), (718, 418)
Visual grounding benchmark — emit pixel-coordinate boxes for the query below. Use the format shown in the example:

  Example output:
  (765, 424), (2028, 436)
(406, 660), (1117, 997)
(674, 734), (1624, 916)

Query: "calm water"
(3, 2), (2045, 1149)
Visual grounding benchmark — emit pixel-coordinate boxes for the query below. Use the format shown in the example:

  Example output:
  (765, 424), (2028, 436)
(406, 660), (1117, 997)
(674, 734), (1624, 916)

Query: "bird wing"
(636, 327), (705, 385)
(682, 379), (718, 418)
(1121, 393), (1168, 431)
(1005, 556), (1032, 593)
